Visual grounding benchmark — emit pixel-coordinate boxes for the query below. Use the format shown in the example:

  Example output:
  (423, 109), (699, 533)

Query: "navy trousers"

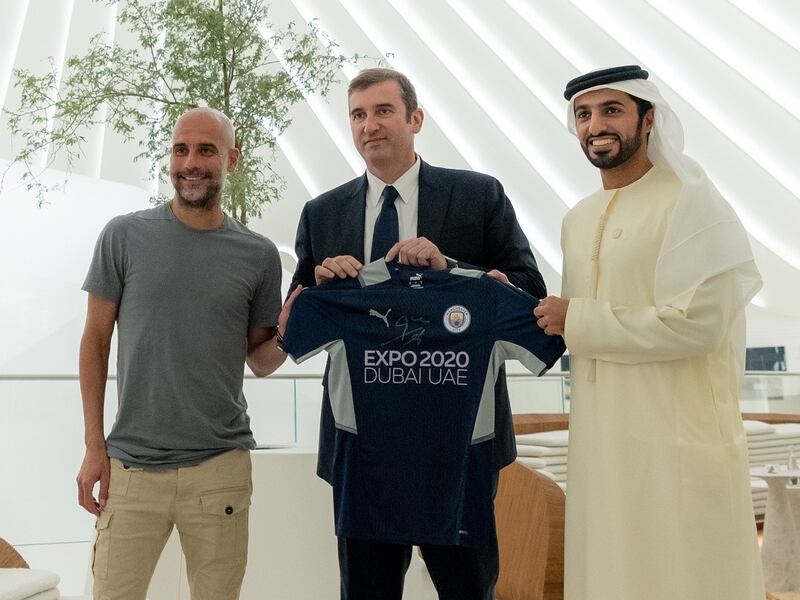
(337, 532), (499, 600)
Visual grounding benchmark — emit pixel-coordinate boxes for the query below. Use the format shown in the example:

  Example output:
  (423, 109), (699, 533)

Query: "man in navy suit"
(290, 68), (545, 600)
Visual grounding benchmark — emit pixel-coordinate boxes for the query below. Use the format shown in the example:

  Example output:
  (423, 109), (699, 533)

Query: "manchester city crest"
(443, 305), (471, 333)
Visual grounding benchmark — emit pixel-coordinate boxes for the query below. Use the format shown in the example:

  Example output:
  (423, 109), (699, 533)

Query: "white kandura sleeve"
(564, 270), (739, 364)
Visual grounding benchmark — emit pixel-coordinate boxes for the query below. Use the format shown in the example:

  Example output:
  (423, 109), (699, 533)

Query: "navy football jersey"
(282, 261), (565, 546)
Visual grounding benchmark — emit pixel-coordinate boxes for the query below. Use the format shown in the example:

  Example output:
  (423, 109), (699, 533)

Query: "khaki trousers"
(92, 449), (252, 600)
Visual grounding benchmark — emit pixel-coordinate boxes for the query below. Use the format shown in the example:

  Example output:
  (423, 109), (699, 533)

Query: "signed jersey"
(282, 261), (565, 546)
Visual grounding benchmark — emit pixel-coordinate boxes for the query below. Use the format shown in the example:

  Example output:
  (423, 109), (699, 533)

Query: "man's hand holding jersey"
(485, 270), (509, 284)
(315, 256), (363, 285)
(386, 238), (509, 282)
(280, 285), (303, 330)
(385, 237), (447, 270)
(314, 238), (508, 285)
(534, 296), (570, 336)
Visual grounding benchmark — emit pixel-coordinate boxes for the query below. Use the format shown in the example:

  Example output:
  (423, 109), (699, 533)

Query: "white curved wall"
(2, 0), (800, 368)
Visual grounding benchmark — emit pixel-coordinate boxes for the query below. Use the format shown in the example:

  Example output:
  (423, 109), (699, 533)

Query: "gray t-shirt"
(83, 203), (281, 468)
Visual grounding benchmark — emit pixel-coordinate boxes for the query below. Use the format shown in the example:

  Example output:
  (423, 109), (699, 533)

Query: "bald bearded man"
(77, 108), (291, 599)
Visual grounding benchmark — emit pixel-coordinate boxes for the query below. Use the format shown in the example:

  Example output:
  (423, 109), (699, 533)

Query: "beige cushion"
(515, 429), (569, 447)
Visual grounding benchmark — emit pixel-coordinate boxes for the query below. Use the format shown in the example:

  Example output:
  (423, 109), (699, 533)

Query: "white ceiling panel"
(3, 0), (799, 318)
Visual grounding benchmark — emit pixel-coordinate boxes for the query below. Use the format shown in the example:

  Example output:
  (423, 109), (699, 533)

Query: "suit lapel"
(340, 174), (368, 262)
(417, 161), (452, 243)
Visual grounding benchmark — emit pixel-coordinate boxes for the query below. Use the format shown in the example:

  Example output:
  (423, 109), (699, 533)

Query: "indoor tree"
(5, 0), (357, 223)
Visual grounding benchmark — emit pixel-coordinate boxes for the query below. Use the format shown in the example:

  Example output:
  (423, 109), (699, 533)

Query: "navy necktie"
(370, 185), (400, 262)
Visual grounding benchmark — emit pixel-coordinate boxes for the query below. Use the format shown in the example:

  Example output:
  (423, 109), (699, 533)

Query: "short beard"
(174, 185), (221, 210)
(171, 172), (222, 210)
(582, 118), (644, 170)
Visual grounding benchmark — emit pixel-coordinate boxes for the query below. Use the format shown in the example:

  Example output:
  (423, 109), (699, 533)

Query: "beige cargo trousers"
(92, 449), (252, 600)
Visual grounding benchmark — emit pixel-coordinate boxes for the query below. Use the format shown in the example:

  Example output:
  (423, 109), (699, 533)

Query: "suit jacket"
(291, 160), (546, 481)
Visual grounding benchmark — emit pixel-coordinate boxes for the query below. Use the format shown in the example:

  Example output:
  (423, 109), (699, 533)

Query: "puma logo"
(369, 308), (392, 328)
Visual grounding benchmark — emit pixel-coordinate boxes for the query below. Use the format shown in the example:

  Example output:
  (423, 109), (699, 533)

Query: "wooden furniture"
(743, 413), (800, 425)
(495, 462), (565, 600)
(0, 537), (29, 568)
(511, 413), (800, 434)
(495, 415), (568, 600)
(512, 414), (569, 436)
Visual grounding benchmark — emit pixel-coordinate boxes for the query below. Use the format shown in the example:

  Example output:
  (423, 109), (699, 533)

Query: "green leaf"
(4, 0), (372, 221)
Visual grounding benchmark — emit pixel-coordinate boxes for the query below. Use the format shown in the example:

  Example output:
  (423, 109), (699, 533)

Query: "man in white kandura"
(533, 65), (765, 600)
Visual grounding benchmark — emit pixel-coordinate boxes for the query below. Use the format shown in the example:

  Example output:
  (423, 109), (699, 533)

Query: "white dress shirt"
(363, 156), (420, 261)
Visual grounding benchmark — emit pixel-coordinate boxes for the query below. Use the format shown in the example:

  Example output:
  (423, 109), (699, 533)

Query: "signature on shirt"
(369, 308), (430, 346)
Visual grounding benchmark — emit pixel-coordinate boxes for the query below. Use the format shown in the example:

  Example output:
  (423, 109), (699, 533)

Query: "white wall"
(2, 0), (800, 318)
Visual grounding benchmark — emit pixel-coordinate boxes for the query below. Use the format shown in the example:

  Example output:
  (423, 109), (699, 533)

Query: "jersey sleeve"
(82, 216), (126, 303)
(492, 279), (566, 374)
(281, 284), (345, 363)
